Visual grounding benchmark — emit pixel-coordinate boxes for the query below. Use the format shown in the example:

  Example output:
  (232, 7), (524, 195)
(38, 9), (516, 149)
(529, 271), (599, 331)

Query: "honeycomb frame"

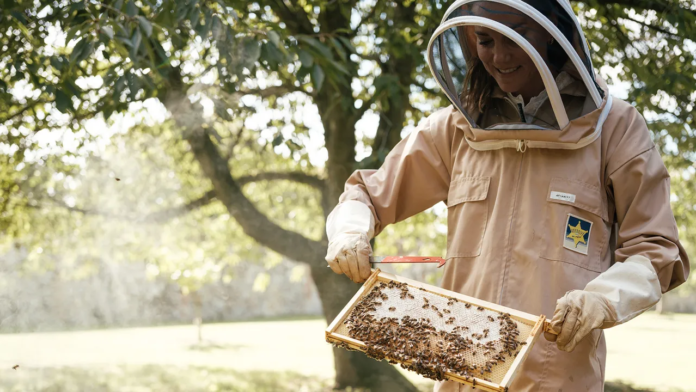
(326, 269), (547, 392)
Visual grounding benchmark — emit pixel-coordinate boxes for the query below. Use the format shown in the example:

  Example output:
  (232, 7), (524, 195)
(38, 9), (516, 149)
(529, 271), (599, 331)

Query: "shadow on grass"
(0, 364), (672, 392)
(0, 365), (332, 392)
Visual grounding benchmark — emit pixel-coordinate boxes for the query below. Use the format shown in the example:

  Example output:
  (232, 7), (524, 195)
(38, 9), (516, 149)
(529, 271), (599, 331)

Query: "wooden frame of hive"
(326, 269), (548, 392)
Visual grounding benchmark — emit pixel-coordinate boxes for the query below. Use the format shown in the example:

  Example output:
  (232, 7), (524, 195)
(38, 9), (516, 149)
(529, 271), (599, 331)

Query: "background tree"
(1, 0), (694, 390)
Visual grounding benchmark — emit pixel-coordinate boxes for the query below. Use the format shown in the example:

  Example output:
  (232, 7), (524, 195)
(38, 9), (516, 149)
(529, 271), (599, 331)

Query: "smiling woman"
(428, 0), (604, 131)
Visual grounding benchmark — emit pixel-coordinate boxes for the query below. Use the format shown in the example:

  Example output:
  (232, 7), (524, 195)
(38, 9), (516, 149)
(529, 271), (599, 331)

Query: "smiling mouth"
(497, 66), (521, 74)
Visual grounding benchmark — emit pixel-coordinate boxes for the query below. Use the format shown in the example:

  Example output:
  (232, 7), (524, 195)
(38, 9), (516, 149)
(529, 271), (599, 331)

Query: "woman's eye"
(477, 40), (492, 47)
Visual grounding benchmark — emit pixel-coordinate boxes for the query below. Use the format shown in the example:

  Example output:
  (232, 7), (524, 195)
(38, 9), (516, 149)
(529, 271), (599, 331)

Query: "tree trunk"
(192, 291), (203, 343)
(315, 72), (419, 389)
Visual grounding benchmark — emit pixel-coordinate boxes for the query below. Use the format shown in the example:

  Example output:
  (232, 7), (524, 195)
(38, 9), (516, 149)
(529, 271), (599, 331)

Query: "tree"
(1, 0), (694, 390)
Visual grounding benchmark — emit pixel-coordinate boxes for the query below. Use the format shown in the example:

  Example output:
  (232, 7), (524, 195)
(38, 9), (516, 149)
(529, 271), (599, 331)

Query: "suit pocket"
(539, 178), (609, 272)
(446, 177), (490, 258)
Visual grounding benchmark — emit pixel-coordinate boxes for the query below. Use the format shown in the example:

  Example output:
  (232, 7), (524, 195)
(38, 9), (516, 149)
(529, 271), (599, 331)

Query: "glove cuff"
(584, 254), (661, 326)
(326, 200), (375, 242)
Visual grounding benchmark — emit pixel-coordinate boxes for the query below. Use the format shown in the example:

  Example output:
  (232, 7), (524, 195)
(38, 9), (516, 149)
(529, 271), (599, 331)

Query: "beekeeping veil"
(428, 0), (612, 150)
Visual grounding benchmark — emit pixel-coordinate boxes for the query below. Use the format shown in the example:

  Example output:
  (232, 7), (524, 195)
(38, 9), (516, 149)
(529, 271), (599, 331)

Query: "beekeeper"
(324, 0), (691, 390)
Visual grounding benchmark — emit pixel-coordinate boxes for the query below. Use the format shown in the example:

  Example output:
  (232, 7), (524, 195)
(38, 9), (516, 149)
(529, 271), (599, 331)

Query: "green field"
(0, 312), (693, 391)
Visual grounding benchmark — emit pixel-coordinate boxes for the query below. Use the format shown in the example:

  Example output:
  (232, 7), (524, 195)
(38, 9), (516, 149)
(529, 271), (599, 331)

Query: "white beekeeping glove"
(325, 200), (375, 283)
(546, 255), (661, 352)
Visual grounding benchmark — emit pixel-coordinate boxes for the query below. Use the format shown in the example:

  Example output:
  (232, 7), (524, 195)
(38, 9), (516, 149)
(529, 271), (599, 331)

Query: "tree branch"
(143, 190), (218, 223)
(620, 14), (682, 39)
(38, 171), (325, 227)
(185, 128), (327, 263)
(1, 99), (49, 123)
(263, 0), (315, 35)
(237, 171), (325, 189)
(354, 91), (381, 122)
(145, 172), (324, 222)
(355, 52), (382, 62)
(237, 85), (307, 98)
(593, 0), (696, 18)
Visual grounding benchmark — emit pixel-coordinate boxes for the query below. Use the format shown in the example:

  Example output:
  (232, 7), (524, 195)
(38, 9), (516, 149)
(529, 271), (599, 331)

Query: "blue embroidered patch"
(563, 214), (592, 255)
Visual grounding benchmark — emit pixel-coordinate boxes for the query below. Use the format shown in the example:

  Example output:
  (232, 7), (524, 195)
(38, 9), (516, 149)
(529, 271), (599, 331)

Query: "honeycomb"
(333, 279), (534, 384)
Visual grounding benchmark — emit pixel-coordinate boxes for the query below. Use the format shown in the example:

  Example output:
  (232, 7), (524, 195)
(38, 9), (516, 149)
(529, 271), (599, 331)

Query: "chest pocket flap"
(546, 177), (608, 221)
(447, 176), (490, 207)
(446, 176), (490, 258)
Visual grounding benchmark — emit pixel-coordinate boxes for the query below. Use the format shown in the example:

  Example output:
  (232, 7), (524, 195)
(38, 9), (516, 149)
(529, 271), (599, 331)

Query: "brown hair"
(461, 57), (496, 114)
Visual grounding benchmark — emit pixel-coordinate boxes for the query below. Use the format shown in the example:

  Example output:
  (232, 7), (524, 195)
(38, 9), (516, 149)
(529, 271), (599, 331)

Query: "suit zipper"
(498, 147), (526, 304)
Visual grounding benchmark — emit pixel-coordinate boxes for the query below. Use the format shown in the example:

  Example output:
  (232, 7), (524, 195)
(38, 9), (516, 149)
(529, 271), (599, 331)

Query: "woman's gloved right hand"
(325, 232), (373, 283)
(324, 200), (376, 283)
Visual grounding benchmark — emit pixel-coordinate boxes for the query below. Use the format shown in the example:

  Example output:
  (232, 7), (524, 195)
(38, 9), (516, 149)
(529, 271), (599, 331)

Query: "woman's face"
(471, 4), (552, 100)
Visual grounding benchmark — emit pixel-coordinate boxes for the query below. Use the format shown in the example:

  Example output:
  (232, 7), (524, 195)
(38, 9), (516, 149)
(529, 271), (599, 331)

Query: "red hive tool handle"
(370, 256), (447, 268)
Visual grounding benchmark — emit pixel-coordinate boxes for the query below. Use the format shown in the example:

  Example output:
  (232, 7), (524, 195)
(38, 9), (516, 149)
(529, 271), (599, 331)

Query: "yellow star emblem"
(566, 221), (588, 248)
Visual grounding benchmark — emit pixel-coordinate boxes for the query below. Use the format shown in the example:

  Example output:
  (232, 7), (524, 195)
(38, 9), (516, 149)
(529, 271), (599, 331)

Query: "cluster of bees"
(337, 280), (528, 384)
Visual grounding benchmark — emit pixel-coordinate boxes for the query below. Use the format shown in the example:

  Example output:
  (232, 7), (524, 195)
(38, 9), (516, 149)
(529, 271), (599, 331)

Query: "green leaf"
(130, 29), (142, 60)
(65, 24), (83, 44)
(101, 25), (114, 40)
(68, 2), (86, 13)
(328, 59), (351, 76)
(298, 50), (313, 68)
(211, 16), (223, 38)
(311, 64), (325, 92)
(243, 38), (261, 68)
(189, 10), (200, 28)
(126, 0), (138, 16)
(64, 81), (82, 96)
(272, 133), (284, 147)
(330, 37), (347, 62)
(55, 90), (73, 113)
(69, 39), (89, 63)
(10, 11), (28, 25)
(77, 42), (95, 63)
(137, 16), (153, 37)
(152, 40), (168, 64)
(260, 42), (283, 69)
(296, 36), (333, 59)
(114, 75), (127, 99)
(267, 31), (281, 47)
(195, 11), (212, 37)
(103, 65), (118, 86)
(50, 57), (65, 71)
(338, 36), (356, 54)
(126, 73), (140, 100)
(296, 64), (311, 81)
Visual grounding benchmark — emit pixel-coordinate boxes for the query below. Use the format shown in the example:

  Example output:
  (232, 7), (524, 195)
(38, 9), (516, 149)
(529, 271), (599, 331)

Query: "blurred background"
(0, 0), (694, 391)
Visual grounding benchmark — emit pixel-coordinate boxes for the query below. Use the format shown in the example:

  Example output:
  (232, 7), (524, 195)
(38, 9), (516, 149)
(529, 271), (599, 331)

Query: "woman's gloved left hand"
(544, 290), (617, 352)
(544, 255), (662, 352)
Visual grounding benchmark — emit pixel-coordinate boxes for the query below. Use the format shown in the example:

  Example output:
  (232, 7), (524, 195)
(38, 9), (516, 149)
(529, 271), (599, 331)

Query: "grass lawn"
(0, 312), (693, 391)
